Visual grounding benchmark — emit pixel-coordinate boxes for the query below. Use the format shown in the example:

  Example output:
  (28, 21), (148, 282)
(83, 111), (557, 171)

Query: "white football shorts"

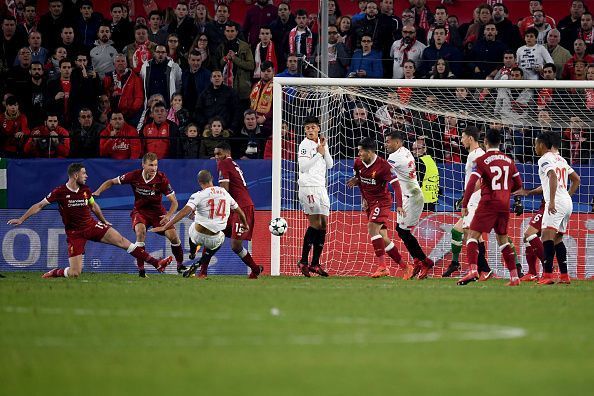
(298, 186), (330, 216)
(397, 192), (424, 229)
(189, 224), (226, 250)
(462, 192), (481, 229)
(542, 200), (572, 234)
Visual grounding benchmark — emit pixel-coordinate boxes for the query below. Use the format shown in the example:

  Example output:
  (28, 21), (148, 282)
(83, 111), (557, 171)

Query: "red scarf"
(289, 27), (313, 58)
(398, 38), (417, 66)
(111, 69), (130, 97)
(586, 89), (594, 109)
(579, 28), (594, 44)
(223, 55), (234, 88)
(250, 80), (274, 115)
(537, 88), (553, 109)
(132, 41), (152, 74)
(416, 7), (430, 31)
(253, 41), (277, 78)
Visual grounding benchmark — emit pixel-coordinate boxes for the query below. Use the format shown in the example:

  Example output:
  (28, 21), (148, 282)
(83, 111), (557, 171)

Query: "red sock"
(129, 245), (158, 267)
(239, 249), (258, 271)
(466, 239), (479, 272)
(171, 243), (184, 266)
(502, 244), (518, 277)
(135, 243), (145, 270)
(56, 268), (65, 277)
(371, 236), (386, 267)
(528, 236), (545, 262)
(525, 245), (537, 275)
(385, 241), (403, 267)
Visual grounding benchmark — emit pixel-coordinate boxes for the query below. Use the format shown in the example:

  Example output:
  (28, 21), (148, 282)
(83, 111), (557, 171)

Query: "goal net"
(271, 77), (594, 279)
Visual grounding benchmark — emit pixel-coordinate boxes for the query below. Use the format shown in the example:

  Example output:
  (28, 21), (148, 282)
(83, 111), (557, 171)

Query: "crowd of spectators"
(0, 0), (592, 164)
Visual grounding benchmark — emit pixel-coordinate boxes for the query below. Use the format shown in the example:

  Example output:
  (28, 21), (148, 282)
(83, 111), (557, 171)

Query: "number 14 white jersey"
(186, 186), (238, 233)
(538, 152), (573, 204)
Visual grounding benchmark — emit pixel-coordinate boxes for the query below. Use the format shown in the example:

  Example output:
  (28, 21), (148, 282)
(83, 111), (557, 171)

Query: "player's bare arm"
(514, 186), (543, 196)
(92, 177), (119, 196)
(219, 180), (230, 192)
(547, 169), (557, 214)
(151, 205), (193, 233)
(346, 176), (359, 188)
(89, 198), (111, 225)
(233, 206), (249, 231)
(568, 171), (581, 196)
(160, 193), (179, 225)
(7, 199), (50, 225)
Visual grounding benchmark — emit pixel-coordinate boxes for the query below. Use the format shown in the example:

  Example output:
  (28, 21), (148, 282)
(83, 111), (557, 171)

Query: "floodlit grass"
(1, 273), (593, 396)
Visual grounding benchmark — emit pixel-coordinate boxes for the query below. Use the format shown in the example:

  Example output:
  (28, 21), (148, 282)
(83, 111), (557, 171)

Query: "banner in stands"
(0, 209), (249, 275)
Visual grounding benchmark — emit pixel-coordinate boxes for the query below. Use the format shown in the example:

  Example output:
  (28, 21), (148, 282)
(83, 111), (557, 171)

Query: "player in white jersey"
(533, 132), (576, 285)
(384, 131), (434, 279)
(296, 116), (334, 277)
(514, 131), (580, 283)
(152, 170), (249, 278)
(443, 126), (493, 280)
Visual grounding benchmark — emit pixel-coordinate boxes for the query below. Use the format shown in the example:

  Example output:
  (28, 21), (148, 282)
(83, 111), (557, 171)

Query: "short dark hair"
(485, 129), (502, 146)
(148, 10), (161, 19)
(5, 95), (18, 106)
(244, 109), (257, 118)
(59, 58), (71, 67)
(503, 50), (516, 57)
(215, 141), (232, 152)
(296, 9), (308, 17)
(548, 131), (562, 149)
(260, 60), (274, 71)
(386, 130), (405, 141)
(524, 27), (539, 37)
(463, 125), (480, 141)
(151, 101), (167, 111)
(67, 163), (84, 177)
(304, 115), (320, 126)
(536, 131), (554, 149)
(135, 24), (148, 32)
(224, 21), (237, 29)
(543, 63), (557, 73)
(111, 2), (123, 12)
(358, 137), (376, 151)
(511, 66), (523, 76)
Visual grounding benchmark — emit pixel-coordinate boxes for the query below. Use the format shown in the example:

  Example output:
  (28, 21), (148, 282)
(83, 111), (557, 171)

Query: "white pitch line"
(1, 305), (527, 346)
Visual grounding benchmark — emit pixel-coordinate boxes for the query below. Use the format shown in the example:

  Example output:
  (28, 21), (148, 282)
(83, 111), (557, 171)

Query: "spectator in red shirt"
(561, 38), (594, 80)
(24, 114), (70, 158)
(99, 110), (142, 159)
(141, 101), (180, 159)
(0, 95), (29, 157)
(103, 53), (144, 122)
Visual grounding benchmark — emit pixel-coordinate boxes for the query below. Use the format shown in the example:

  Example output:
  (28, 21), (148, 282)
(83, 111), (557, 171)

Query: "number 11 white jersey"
(538, 152), (573, 205)
(186, 186), (238, 233)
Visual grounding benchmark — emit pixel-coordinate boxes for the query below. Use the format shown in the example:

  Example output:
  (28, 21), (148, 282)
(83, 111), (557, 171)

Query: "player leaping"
(515, 132), (580, 284)
(347, 137), (414, 279)
(296, 116), (333, 277)
(7, 163), (172, 278)
(152, 170), (250, 279)
(213, 141), (263, 278)
(458, 129), (523, 286)
(442, 126), (492, 280)
(93, 152), (185, 277)
(384, 131), (434, 279)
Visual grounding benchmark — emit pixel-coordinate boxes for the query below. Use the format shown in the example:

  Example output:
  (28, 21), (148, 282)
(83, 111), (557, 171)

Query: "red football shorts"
(469, 208), (510, 235)
(225, 205), (254, 240)
(66, 222), (111, 257)
(131, 209), (174, 235)
(366, 202), (391, 227)
(528, 202), (546, 231)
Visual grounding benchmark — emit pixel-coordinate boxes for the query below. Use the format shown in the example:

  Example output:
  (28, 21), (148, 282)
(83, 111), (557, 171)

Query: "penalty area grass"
(1, 273), (593, 396)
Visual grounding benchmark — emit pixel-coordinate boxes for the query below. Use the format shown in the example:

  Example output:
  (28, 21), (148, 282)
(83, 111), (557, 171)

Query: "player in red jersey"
(459, 129), (523, 286)
(347, 137), (414, 279)
(514, 132), (580, 283)
(93, 152), (185, 277)
(6, 163), (172, 278)
(210, 142), (263, 278)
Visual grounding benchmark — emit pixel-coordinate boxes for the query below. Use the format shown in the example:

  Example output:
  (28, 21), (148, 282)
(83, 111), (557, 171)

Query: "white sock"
(64, 267), (69, 278)
(237, 248), (248, 258)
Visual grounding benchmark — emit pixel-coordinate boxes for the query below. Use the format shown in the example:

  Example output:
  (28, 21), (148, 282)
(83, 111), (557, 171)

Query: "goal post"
(271, 77), (594, 278)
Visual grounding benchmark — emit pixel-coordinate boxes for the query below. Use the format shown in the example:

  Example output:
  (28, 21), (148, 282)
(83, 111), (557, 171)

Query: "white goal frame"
(271, 77), (594, 276)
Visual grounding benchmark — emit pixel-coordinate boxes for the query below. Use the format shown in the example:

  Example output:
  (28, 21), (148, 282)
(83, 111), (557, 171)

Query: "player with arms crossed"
(152, 170), (251, 278)
(443, 126), (492, 280)
(384, 131), (434, 279)
(212, 141), (263, 278)
(458, 129), (523, 286)
(515, 132), (580, 283)
(347, 137), (414, 279)
(93, 152), (185, 277)
(297, 116), (334, 277)
(7, 163), (172, 278)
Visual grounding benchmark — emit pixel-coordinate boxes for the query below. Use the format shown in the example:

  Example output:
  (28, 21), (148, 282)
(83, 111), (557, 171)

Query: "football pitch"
(1, 274), (593, 396)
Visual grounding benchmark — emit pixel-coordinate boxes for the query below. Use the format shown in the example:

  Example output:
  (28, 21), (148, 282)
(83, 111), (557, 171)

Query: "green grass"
(1, 273), (594, 396)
